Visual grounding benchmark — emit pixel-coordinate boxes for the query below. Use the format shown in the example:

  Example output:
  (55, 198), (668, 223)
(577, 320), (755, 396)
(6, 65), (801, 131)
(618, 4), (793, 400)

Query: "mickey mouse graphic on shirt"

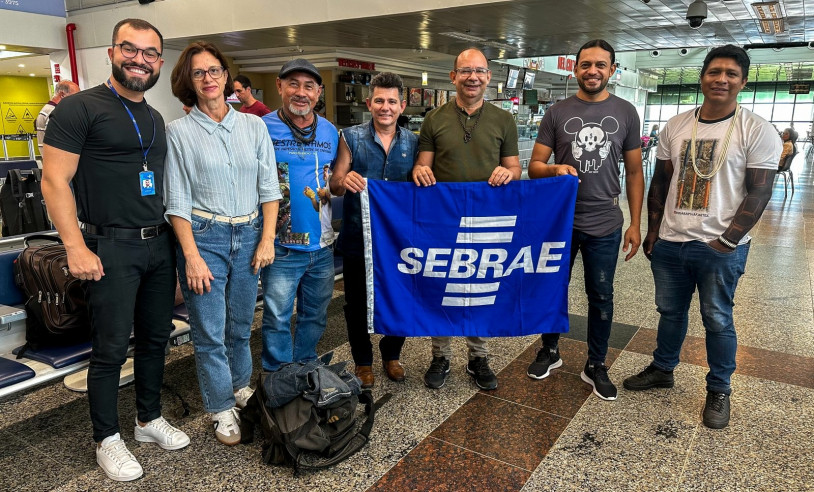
(564, 116), (620, 173)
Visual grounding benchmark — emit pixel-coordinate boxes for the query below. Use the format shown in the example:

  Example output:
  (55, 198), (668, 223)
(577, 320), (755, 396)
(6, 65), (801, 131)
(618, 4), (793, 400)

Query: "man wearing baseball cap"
(259, 59), (339, 372)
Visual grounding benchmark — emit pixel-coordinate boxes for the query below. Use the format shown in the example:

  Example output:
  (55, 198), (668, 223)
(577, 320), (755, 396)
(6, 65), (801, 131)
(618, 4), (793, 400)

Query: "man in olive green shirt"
(412, 48), (521, 391)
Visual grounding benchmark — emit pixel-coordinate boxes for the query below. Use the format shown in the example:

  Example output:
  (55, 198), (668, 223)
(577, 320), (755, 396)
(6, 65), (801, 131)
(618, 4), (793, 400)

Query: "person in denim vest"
(164, 41), (280, 446)
(329, 72), (419, 388)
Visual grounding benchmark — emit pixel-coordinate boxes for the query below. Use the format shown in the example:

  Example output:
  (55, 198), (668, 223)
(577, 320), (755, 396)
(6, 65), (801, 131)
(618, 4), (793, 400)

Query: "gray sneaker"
(702, 391), (730, 429)
(623, 363), (675, 391)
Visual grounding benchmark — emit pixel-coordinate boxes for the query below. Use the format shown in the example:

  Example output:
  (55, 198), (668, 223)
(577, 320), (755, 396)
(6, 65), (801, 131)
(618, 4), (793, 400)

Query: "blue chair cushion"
(12, 342), (92, 369)
(0, 249), (24, 306)
(0, 357), (35, 389)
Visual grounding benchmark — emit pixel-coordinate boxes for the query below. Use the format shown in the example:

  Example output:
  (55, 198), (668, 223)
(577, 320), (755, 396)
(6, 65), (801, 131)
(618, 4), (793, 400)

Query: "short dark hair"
(112, 18), (163, 52)
(369, 72), (404, 99)
(701, 45), (750, 80)
(170, 41), (234, 108)
(233, 74), (252, 89)
(575, 39), (615, 65)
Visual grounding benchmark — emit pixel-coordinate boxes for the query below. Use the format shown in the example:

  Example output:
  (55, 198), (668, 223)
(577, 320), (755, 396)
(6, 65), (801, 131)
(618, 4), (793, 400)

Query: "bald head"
(54, 81), (80, 103)
(454, 49), (488, 70)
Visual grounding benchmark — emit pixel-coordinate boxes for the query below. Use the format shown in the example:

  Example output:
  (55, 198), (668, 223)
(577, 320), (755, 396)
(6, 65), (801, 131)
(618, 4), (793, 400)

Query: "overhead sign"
(0, 0), (66, 17)
(337, 58), (375, 71)
(789, 84), (810, 95)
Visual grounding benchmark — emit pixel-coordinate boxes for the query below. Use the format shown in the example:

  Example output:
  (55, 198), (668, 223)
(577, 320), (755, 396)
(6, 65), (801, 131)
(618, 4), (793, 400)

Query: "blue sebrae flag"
(360, 175), (578, 337)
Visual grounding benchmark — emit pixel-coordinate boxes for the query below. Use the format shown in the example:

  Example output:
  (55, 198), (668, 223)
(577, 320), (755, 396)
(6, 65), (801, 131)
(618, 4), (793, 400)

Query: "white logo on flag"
(396, 215), (566, 308)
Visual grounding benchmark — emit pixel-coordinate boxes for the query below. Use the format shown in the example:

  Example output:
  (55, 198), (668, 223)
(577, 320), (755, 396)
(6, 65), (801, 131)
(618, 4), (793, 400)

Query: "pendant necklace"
(457, 106), (483, 143)
(689, 104), (740, 179)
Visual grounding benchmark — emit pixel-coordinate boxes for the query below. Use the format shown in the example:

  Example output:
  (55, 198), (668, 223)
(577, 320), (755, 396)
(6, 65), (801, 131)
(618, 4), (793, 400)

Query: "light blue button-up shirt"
(164, 105), (281, 223)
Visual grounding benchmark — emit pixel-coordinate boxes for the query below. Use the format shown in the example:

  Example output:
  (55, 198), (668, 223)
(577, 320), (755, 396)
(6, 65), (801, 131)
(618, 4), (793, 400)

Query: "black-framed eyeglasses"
(113, 42), (161, 63)
(192, 66), (226, 80)
(454, 67), (491, 76)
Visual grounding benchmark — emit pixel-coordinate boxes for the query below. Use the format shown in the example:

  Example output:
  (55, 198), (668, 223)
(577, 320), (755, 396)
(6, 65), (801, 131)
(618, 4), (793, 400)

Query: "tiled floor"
(1, 147), (813, 491)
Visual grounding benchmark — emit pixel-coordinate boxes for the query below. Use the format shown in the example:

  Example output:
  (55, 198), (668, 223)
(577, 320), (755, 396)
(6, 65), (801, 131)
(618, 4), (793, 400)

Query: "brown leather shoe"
(355, 365), (374, 388)
(383, 360), (406, 382)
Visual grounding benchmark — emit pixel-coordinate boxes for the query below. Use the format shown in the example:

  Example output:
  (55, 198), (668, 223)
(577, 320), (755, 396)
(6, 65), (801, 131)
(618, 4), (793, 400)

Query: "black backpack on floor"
(239, 357), (378, 473)
(0, 169), (50, 237)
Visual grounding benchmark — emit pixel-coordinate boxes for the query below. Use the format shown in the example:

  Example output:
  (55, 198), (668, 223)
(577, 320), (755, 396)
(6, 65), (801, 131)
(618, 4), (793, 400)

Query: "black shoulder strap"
(294, 391), (387, 472)
(8, 169), (25, 200)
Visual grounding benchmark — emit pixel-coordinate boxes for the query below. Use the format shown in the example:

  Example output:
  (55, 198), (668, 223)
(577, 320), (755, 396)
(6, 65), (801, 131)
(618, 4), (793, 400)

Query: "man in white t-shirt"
(623, 45), (781, 429)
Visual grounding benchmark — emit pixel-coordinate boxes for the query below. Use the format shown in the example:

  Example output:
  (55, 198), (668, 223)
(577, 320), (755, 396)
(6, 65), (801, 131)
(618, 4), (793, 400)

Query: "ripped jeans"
(541, 227), (622, 365)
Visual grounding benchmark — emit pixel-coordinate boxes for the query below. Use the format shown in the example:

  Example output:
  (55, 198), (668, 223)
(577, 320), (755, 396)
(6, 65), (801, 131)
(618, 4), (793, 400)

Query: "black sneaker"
(527, 347), (563, 380)
(466, 357), (498, 390)
(702, 391), (731, 429)
(623, 364), (675, 391)
(423, 356), (450, 389)
(581, 361), (617, 401)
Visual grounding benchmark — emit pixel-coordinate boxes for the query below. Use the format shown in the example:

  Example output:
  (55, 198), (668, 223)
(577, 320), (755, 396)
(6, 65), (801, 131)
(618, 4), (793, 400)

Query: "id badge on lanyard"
(107, 79), (157, 198)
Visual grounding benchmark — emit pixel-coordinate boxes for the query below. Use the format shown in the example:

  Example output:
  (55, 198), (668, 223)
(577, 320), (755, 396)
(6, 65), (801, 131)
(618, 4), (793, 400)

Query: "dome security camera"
(641, 0), (651, 3)
(679, 48), (689, 56)
(808, 41), (814, 50)
(650, 49), (661, 58)
(686, 0), (707, 29)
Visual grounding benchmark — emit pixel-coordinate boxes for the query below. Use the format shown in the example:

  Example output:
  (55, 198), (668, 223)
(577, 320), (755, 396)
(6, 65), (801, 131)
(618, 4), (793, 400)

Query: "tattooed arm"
(643, 158), (674, 260)
(708, 167), (776, 252)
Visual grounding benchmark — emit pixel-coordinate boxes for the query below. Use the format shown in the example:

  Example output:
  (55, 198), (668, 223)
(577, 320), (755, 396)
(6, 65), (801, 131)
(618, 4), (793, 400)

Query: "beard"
(287, 103), (312, 116)
(111, 62), (160, 93)
(576, 76), (608, 95)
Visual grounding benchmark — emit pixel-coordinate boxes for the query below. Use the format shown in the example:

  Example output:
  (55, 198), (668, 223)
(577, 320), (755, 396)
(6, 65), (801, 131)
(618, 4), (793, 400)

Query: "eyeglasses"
(114, 42), (161, 63)
(454, 67), (491, 76)
(192, 66), (226, 80)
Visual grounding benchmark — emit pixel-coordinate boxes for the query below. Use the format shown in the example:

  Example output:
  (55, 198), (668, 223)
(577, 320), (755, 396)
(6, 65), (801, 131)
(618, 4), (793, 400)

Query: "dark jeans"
(542, 227), (622, 365)
(342, 255), (404, 365)
(84, 232), (176, 443)
(650, 239), (749, 395)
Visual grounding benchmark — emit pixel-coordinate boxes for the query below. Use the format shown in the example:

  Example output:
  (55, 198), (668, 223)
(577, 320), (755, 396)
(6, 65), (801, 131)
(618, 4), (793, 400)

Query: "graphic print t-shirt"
(656, 107), (781, 244)
(536, 94), (640, 237)
(263, 111), (338, 251)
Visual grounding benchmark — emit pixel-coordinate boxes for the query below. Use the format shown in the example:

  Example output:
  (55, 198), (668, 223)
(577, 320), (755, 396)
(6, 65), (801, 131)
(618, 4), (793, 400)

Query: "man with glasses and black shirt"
(623, 45), (781, 429)
(260, 59), (338, 373)
(413, 48), (520, 391)
(41, 18), (189, 482)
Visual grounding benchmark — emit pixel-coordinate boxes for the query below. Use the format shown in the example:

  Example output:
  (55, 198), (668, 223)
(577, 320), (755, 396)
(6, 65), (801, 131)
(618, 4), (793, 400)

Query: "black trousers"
(342, 254), (405, 366)
(84, 232), (176, 442)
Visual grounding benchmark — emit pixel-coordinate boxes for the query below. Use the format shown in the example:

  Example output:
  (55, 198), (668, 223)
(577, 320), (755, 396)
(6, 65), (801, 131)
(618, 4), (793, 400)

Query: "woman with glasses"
(164, 41), (281, 446)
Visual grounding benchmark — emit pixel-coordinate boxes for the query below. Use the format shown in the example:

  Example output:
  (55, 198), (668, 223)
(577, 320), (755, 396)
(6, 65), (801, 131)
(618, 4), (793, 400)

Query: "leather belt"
(192, 209), (258, 225)
(79, 222), (170, 240)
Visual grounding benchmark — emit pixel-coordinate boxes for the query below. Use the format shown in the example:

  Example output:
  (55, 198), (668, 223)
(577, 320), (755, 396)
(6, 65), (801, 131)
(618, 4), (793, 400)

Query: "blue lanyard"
(107, 79), (156, 170)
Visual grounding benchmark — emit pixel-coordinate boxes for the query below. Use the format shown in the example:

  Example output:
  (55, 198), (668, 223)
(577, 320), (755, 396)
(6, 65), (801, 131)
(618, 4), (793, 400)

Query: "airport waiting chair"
(776, 145), (797, 198)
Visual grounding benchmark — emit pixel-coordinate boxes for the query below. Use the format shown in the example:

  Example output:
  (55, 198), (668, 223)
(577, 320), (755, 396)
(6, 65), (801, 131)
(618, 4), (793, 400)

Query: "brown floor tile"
(487, 359), (592, 418)
(625, 327), (814, 389)
(429, 393), (569, 470)
(367, 437), (530, 492)
(515, 338), (622, 374)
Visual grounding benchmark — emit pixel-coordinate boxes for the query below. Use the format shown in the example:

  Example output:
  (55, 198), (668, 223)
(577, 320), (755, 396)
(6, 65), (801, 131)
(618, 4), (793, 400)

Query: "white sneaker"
(96, 433), (143, 482)
(234, 386), (254, 409)
(134, 416), (190, 450)
(211, 408), (241, 446)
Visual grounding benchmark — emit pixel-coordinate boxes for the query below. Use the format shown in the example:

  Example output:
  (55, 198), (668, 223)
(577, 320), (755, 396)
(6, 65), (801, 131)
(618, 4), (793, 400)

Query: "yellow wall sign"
(0, 75), (49, 158)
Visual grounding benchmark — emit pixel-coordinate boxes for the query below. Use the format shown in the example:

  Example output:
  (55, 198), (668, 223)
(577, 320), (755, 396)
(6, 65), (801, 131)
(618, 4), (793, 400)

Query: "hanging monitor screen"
(506, 68), (519, 89)
(523, 70), (536, 90)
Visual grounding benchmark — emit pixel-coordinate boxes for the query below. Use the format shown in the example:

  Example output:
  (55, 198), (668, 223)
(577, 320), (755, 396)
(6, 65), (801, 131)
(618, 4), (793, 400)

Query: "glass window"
(792, 103), (813, 122)
(645, 105), (661, 120)
(754, 85), (775, 103)
(661, 86), (680, 105)
(678, 105), (695, 116)
(737, 85), (755, 104)
(660, 105), (679, 120)
(752, 104), (774, 121)
(773, 104), (795, 121)
(775, 88), (795, 103)
(679, 85), (698, 105)
(793, 91), (813, 103)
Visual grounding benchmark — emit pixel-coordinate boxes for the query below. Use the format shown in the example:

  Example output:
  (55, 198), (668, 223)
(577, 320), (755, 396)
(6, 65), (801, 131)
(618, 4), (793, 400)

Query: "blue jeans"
(542, 227), (622, 365)
(260, 245), (334, 371)
(177, 215), (261, 413)
(650, 239), (749, 395)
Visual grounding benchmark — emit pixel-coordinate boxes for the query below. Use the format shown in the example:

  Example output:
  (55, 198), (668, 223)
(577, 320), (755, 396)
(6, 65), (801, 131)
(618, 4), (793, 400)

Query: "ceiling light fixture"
(678, 48), (690, 56)
(751, 1), (786, 34)
(17, 63), (24, 68)
(650, 49), (661, 58)
(439, 31), (487, 43)
(0, 45), (6, 50)
(29, 73), (35, 77)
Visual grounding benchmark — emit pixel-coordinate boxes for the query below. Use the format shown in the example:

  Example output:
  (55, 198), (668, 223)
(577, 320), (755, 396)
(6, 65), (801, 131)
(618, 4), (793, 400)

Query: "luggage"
(0, 169), (50, 237)
(13, 235), (90, 352)
(239, 353), (377, 473)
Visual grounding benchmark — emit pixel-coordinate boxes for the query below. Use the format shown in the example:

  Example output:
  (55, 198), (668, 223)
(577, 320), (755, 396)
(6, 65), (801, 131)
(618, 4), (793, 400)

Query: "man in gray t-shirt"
(526, 39), (644, 401)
